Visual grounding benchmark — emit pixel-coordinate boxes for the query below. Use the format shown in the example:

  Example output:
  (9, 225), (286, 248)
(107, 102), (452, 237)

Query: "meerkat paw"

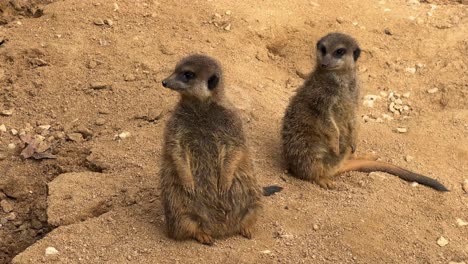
(182, 181), (196, 195)
(331, 142), (340, 156)
(240, 226), (253, 239)
(316, 178), (336, 189)
(194, 232), (215, 246)
(217, 178), (233, 196)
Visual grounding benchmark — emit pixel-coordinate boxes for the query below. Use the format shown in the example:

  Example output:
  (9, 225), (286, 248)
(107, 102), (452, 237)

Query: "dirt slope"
(0, 0), (467, 263)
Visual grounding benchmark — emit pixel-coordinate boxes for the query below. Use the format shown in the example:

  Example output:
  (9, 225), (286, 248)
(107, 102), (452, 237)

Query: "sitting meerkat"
(160, 54), (282, 245)
(281, 33), (448, 192)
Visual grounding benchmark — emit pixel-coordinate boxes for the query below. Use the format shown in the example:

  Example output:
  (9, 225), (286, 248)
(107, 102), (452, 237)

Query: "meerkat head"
(315, 33), (361, 72)
(162, 55), (223, 100)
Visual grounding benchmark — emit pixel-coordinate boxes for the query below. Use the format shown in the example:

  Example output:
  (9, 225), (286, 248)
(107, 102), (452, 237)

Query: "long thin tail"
(338, 160), (449, 192)
(263, 185), (283, 196)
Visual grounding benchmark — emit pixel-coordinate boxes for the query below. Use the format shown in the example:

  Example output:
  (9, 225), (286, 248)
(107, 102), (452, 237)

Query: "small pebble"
(95, 118), (106, 126)
(11, 129), (18, 135)
(404, 155), (414, 162)
(7, 143), (15, 149)
(336, 17), (345, 24)
(402, 92), (410, 98)
(104, 19), (113, 26)
(382, 114), (393, 121)
(5, 212), (16, 221)
(113, 3), (119, 12)
(396, 127), (408, 133)
(67, 133), (84, 142)
(225, 10), (232, 15)
(0, 124), (6, 133)
(94, 18), (105, 25)
(313, 224), (319, 230)
(410, 182), (419, 187)
(45, 247), (59, 256)
(1, 109), (13, 116)
(427, 88), (438, 94)
(90, 82), (112, 90)
(395, 98), (403, 105)
(462, 179), (468, 193)
(124, 74), (136, 82)
(118, 132), (131, 139)
(260, 250), (271, 254)
(437, 236), (449, 247)
(0, 200), (13, 213)
(456, 218), (468, 227)
(384, 28), (392, 35)
(224, 24), (231, 31)
(38, 125), (51, 131)
(380, 91), (388, 97)
(405, 67), (416, 74)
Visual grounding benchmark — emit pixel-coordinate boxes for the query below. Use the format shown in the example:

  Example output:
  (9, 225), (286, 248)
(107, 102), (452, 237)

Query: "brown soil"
(0, 0), (467, 263)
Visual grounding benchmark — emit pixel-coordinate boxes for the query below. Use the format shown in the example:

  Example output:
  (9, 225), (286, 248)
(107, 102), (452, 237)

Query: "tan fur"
(281, 33), (448, 192)
(160, 55), (263, 245)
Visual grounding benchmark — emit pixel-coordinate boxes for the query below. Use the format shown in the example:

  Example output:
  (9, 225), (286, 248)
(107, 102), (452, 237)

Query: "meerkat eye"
(334, 48), (347, 57)
(183, 71), (195, 80)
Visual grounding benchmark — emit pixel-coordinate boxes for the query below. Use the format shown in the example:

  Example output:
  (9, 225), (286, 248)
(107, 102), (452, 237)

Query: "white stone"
(45, 247), (59, 256)
(437, 236), (448, 247)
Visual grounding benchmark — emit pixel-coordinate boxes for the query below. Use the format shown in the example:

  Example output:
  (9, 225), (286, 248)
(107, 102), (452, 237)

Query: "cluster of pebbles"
(361, 90), (413, 124)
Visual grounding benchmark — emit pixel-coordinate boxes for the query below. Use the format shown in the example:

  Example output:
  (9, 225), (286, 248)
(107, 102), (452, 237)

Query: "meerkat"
(281, 33), (448, 192)
(160, 55), (281, 245)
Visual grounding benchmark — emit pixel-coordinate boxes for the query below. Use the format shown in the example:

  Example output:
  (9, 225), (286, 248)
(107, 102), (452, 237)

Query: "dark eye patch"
(179, 71), (195, 82)
(320, 46), (327, 55)
(334, 48), (346, 58)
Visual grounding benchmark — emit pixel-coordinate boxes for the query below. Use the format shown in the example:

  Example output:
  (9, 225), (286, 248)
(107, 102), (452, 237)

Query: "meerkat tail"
(338, 160), (449, 192)
(262, 185), (283, 196)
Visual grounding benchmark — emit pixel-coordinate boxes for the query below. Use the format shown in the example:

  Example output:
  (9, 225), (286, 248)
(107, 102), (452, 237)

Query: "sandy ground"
(0, 0), (467, 263)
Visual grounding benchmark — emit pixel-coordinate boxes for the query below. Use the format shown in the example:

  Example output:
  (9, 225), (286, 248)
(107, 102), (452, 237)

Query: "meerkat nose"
(162, 80), (168, 87)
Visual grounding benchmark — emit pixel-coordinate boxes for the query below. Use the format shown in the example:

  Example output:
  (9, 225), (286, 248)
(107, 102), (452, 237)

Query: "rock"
(104, 19), (113, 26)
(11, 129), (18, 135)
(380, 91), (388, 97)
(66, 133), (84, 142)
(363, 95), (380, 108)
(87, 60), (98, 69)
(47, 172), (121, 226)
(427, 88), (438, 94)
(384, 28), (392, 35)
(1, 200), (14, 213)
(260, 250), (271, 254)
(7, 143), (16, 149)
(113, 3), (120, 11)
(313, 224), (319, 230)
(0, 124), (6, 132)
(437, 236), (449, 247)
(410, 182), (419, 187)
(336, 17), (345, 24)
(456, 218), (468, 227)
(396, 127), (408, 133)
(404, 155), (414, 162)
(29, 58), (48, 67)
(45, 247), (59, 256)
(38, 125), (51, 131)
(405, 67), (416, 74)
(462, 179), (468, 193)
(95, 118), (106, 126)
(224, 23), (231, 31)
(5, 212), (17, 221)
(94, 18), (105, 25)
(90, 82), (112, 90)
(225, 10), (232, 15)
(118, 132), (131, 140)
(389, 102), (396, 112)
(382, 114), (393, 121)
(124, 73), (136, 81)
(395, 98), (403, 105)
(1, 109), (13, 116)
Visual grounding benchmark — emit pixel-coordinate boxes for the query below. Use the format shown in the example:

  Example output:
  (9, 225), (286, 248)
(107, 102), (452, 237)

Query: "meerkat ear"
(207, 74), (219, 90)
(353, 47), (361, 61)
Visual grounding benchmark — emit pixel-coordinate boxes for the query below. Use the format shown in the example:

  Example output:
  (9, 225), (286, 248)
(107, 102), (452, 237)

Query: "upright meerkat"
(281, 33), (448, 192)
(160, 55), (280, 245)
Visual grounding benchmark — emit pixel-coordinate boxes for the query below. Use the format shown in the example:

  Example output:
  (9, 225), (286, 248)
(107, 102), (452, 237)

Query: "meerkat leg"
(239, 205), (260, 239)
(218, 146), (244, 195)
(172, 143), (195, 194)
(178, 215), (214, 245)
(298, 160), (336, 189)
